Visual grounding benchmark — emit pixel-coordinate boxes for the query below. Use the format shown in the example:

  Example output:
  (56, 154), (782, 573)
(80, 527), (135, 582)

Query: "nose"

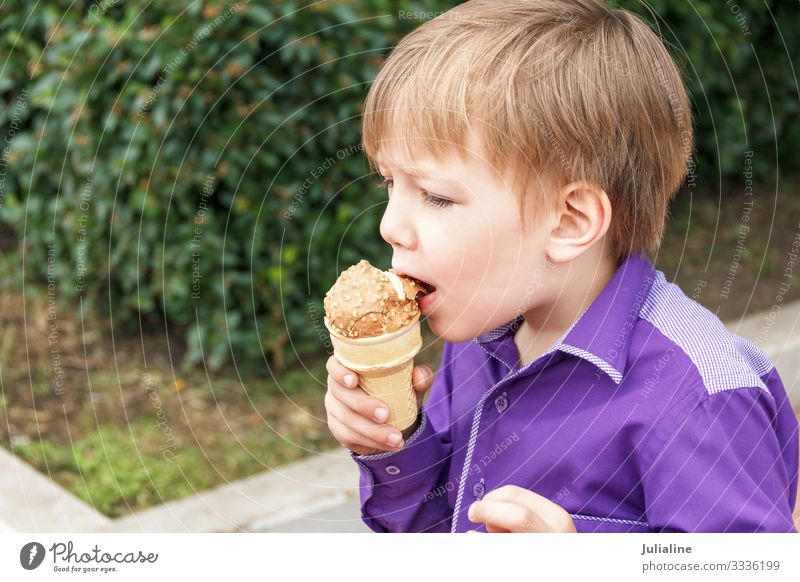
(379, 185), (417, 250)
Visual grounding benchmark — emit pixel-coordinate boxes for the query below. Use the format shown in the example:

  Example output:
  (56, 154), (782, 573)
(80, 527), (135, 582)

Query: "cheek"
(446, 229), (524, 291)
(422, 220), (471, 275)
(431, 224), (528, 301)
(439, 248), (548, 327)
(422, 211), (543, 333)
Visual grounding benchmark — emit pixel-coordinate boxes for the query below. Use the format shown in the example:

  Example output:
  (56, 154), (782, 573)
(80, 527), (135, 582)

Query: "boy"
(324, 0), (799, 532)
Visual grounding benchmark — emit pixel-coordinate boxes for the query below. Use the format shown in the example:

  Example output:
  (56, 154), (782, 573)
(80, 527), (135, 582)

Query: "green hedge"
(1, 0), (796, 372)
(613, 0), (799, 188)
(0, 0), (456, 371)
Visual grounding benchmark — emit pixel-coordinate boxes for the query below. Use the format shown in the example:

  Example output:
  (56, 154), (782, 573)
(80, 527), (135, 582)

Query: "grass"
(12, 425), (215, 517)
(10, 412), (328, 517)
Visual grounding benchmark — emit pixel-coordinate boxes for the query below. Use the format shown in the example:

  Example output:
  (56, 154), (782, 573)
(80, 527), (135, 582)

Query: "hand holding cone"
(323, 260), (432, 434)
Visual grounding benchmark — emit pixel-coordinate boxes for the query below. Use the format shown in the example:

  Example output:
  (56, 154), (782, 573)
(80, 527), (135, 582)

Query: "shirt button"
(385, 464), (400, 475)
(472, 479), (485, 499)
(494, 393), (508, 413)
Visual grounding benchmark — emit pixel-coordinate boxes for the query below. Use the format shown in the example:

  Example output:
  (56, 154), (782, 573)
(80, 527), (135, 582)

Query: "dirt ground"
(656, 186), (800, 323)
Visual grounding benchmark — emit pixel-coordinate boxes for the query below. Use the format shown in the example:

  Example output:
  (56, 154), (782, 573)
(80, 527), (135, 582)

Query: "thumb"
(412, 365), (434, 393)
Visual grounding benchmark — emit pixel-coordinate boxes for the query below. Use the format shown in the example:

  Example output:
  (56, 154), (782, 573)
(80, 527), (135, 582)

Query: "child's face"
(377, 136), (557, 342)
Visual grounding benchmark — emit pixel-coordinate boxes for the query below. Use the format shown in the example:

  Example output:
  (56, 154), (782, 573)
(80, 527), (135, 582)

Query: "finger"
(329, 419), (383, 457)
(485, 522), (510, 534)
(481, 484), (539, 505)
(328, 375), (392, 424)
(468, 500), (538, 533)
(412, 366), (434, 408)
(412, 365), (434, 393)
(478, 486), (576, 533)
(327, 407), (401, 454)
(481, 485), (559, 518)
(326, 355), (359, 388)
(327, 412), (390, 455)
(326, 390), (404, 450)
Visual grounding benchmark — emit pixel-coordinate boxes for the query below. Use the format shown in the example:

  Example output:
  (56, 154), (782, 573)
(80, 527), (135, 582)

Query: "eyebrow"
(377, 166), (442, 181)
(405, 169), (439, 180)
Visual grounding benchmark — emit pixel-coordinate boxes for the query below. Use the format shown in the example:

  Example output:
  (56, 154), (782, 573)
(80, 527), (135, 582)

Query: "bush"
(0, 0), (456, 371)
(613, 0), (799, 190)
(1, 0), (796, 372)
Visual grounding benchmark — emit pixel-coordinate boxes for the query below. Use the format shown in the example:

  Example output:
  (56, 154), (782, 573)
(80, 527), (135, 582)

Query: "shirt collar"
(473, 252), (657, 384)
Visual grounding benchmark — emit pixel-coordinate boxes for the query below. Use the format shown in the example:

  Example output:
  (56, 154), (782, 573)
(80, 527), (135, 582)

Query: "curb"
(102, 448), (358, 532)
(0, 447), (111, 532)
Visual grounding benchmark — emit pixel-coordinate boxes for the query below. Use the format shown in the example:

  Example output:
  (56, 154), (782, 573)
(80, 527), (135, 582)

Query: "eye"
(376, 177), (453, 209)
(420, 191), (453, 209)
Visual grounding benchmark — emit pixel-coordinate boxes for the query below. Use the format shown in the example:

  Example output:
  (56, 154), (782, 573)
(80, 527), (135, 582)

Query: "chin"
(425, 318), (477, 344)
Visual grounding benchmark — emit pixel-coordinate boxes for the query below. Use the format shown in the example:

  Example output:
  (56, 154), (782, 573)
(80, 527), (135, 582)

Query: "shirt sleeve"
(641, 385), (798, 532)
(349, 341), (455, 533)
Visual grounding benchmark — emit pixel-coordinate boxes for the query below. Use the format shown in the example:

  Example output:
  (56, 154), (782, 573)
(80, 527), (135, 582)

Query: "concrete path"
(0, 447), (111, 532)
(253, 499), (369, 533)
(102, 448), (360, 532)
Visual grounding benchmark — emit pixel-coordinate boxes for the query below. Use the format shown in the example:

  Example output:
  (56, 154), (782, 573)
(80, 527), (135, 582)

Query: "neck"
(516, 250), (617, 362)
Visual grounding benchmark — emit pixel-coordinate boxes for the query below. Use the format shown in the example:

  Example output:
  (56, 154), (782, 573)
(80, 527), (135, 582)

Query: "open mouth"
(386, 269), (436, 300)
(413, 278), (436, 295)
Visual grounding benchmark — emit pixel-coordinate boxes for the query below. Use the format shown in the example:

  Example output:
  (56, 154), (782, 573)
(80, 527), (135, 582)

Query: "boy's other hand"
(325, 355), (435, 457)
(466, 485), (577, 533)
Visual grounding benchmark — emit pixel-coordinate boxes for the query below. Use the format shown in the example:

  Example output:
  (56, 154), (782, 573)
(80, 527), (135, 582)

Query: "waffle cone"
(324, 314), (422, 430)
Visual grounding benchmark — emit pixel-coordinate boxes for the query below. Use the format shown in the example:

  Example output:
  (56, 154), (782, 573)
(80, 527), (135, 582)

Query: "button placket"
(451, 353), (533, 532)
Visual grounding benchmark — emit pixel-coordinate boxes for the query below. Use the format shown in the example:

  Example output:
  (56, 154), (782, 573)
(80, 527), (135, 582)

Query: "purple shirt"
(351, 252), (799, 532)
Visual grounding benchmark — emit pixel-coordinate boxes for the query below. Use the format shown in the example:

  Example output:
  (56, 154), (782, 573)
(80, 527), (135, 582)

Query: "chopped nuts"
(323, 259), (422, 338)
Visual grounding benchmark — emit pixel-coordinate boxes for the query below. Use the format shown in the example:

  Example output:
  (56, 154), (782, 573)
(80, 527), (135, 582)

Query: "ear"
(544, 181), (612, 263)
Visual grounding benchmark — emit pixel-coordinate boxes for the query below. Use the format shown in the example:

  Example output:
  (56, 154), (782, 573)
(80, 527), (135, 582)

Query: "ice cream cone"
(324, 314), (422, 431)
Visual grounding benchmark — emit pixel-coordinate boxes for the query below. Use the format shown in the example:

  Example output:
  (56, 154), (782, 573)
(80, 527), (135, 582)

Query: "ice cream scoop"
(323, 259), (431, 339)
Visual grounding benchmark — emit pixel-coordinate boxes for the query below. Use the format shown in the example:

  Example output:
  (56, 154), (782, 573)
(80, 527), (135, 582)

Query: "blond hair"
(362, 0), (693, 264)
